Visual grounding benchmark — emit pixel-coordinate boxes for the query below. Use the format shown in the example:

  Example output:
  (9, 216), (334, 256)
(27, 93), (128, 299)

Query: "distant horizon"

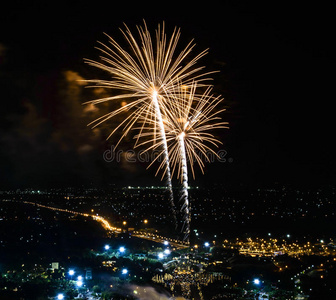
(2, 181), (335, 192)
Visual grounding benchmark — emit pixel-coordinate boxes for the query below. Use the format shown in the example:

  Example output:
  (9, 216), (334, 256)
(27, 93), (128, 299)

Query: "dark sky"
(0, 2), (335, 188)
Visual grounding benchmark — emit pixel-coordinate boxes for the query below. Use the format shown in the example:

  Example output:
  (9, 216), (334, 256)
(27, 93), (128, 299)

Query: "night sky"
(0, 2), (334, 189)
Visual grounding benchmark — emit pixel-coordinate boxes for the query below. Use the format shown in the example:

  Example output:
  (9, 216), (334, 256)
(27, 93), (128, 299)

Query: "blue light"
(77, 275), (83, 281)
(119, 246), (125, 253)
(163, 241), (169, 246)
(76, 280), (83, 287)
(122, 268), (128, 275)
(57, 294), (64, 300)
(253, 278), (260, 285)
(204, 242), (210, 247)
(164, 249), (171, 255)
(104, 244), (110, 250)
(68, 269), (75, 276)
(158, 252), (164, 259)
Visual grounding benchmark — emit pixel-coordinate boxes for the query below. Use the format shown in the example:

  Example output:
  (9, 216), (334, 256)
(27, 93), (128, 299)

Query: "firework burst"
(84, 21), (213, 224)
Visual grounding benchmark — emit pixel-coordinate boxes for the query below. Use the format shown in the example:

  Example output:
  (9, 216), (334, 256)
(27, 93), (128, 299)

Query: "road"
(132, 231), (189, 249)
(19, 200), (189, 249)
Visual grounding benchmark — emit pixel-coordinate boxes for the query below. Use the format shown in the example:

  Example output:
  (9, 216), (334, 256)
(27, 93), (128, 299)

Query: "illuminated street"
(19, 200), (189, 249)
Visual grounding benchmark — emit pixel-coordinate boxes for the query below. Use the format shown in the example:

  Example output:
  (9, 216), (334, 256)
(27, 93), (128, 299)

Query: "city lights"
(2, 158), (336, 300)
(1, 186), (336, 300)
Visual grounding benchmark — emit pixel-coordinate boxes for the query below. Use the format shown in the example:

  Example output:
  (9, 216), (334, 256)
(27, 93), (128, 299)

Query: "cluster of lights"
(76, 275), (83, 287)
(223, 237), (335, 257)
(153, 270), (229, 298)
(67, 269), (84, 289)
(157, 241), (172, 259)
(104, 245), (126, 253)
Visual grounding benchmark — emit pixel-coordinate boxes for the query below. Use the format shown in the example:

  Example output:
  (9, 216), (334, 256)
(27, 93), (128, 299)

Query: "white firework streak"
(152, 90), (176, 224)
(178, 132), (190, 241)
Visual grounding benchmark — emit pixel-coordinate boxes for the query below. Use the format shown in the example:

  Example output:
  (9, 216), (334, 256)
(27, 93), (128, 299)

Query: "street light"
(57, 294), (64, 300)
(158, 252), (164, 259)
(77, 275), (83, 281)
(204, 242), (210, 247)
(119, 246), (125, 253)
(163, 241), (169, 246)
(253, 278), (260, 285)
(68, 269), (75, 281)
(121, 268), (128, 275)
(104, 244), (110, 250)
(76, 280), (83, 287)
(164, 249), (171, 255)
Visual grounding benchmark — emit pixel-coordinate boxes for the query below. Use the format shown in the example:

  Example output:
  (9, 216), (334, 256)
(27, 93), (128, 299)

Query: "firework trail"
(84, 21), (212, 224)
(151, 90), (175, 223)
(137, 82), (228, 241)
(177, 131), (190, 241)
